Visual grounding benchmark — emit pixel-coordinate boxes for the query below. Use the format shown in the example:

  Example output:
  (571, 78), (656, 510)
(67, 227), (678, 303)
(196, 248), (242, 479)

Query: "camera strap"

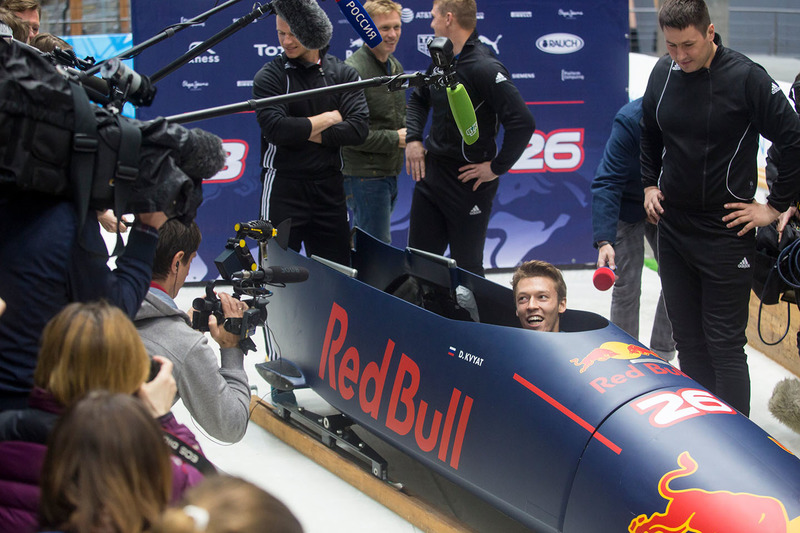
(161, 430), (218, 476)
(110, 113), (141, 256)
(68, 81), (98, 249)
(69, 80), (143, 257)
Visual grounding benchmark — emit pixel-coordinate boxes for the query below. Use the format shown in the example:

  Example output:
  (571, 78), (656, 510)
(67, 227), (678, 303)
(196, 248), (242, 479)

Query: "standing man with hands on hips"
(404, 0), (535, 276)
(640, 0), (800, 416)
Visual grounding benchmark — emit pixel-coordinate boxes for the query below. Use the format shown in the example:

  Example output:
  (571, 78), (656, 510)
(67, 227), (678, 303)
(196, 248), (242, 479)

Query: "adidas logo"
(469, 205), (482, 216)
(772, 82), (781, 95)
(495, 72), (508, 84)
(738, 257), (750, 269)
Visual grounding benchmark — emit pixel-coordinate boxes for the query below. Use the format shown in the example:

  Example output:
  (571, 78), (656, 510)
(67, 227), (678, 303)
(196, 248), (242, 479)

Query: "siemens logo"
(535, 33), (584, 54)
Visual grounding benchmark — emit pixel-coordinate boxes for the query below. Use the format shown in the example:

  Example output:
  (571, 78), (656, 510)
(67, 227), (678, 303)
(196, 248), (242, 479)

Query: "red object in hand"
(593, 266), (615, 291)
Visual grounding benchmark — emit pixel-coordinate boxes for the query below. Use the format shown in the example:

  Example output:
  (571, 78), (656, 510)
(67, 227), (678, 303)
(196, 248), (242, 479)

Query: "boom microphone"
(447, 83), (479, 145)
(334, 0), (382, 48)
(232, 266), (310, 283)
(179, 128), (226, 180)
(272, 0), (333, 51)
(428, 36), (479, 145)
(769, 377), (800, 435)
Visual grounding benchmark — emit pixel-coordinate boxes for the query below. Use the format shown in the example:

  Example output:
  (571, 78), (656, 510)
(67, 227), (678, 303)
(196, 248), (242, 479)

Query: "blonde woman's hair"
(33, 301), (150, 407)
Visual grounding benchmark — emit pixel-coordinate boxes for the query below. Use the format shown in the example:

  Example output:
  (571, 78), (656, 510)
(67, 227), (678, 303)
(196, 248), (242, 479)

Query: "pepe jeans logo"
(535, 33), (584, 54)
(182, 80), (209, 91)
(558, 9), (584, 20)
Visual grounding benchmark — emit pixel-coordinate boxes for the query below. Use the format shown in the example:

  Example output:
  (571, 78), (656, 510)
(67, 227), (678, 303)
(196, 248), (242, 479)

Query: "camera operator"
(0, 188), (167, 411)
(0, 0), (38, 42)
(134, 219), (251, 443)
(0, 6), (29, 41)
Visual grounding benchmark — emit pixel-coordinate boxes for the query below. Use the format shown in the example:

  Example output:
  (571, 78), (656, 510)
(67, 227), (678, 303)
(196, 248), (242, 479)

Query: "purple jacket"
(0, 389), (206, 532)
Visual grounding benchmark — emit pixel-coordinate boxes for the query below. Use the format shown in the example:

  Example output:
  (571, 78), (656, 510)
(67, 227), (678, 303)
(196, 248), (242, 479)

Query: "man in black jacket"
(641, 0), (800, 416)
(404, 0), (534, 276)
(252, 16), (369, 266)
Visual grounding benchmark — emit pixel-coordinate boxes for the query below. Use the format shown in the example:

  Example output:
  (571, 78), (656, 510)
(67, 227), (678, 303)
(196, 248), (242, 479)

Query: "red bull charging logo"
(570, 341), (656, 373)
(629, 451), (800, 533)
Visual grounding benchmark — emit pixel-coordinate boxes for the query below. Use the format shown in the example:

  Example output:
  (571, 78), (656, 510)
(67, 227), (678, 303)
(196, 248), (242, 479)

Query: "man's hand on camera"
(137, 356), (177, 418)
(209, 292), (244, 349)
(97, 209), (129, 233)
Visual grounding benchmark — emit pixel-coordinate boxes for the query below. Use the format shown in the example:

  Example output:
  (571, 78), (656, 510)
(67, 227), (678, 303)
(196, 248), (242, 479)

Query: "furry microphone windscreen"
(768, 377), (800, 435)
(181, 128), (226, 180)
(272, 0), (333, 50)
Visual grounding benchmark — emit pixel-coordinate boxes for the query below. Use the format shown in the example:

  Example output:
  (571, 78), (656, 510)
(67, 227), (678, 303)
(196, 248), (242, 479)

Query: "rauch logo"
(535, 33), (584, 54)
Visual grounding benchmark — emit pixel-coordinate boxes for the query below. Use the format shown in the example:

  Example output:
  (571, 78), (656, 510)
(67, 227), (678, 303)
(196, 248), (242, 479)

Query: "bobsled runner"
(258, 228), (800, 533)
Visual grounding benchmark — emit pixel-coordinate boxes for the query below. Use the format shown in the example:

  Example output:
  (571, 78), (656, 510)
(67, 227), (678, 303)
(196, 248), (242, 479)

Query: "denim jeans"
(343, 175), (398, 244)
(611, 219), (675, 353)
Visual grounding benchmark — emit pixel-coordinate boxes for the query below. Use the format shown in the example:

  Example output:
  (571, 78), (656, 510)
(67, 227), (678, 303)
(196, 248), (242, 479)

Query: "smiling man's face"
(515, 276), (566, 332)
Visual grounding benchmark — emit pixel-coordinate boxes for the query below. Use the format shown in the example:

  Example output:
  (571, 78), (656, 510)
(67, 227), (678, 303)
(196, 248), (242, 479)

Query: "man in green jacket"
(342, 0), (406, 244)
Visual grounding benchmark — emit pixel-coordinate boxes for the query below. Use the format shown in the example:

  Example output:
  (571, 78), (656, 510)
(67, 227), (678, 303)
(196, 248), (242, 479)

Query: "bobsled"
(259, 228), (800, 533)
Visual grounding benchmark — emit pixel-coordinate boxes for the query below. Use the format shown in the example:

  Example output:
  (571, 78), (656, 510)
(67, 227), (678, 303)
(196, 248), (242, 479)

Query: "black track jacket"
(253, 51), (368, 180)
(641, 36), (800, 213)
(406, 32), (535, 177)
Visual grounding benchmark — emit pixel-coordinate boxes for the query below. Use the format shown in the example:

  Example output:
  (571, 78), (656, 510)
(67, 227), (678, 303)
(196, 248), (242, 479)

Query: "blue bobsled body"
(264, 230), (800, 533)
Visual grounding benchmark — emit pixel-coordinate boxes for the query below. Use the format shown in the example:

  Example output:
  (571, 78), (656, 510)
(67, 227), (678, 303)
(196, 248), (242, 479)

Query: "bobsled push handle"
(406, 247), (457, 269)
(405, 247), (459, 292)
(311, 255), (358, 278)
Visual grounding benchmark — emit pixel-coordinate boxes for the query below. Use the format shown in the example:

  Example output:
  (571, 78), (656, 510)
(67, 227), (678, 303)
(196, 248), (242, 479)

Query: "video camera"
(0, 35), (224, 225)
(191, 220), (308, 353)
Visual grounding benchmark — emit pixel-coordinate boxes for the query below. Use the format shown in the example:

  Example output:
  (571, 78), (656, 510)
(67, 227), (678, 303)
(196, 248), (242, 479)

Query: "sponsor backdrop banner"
(129, 0), (628, 281)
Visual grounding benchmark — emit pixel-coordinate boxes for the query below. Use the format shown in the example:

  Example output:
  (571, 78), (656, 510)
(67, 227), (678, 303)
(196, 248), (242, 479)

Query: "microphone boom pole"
(150, 2), (277, 84)
(84, 0), (247, 77)
(164, 72), (445, 125)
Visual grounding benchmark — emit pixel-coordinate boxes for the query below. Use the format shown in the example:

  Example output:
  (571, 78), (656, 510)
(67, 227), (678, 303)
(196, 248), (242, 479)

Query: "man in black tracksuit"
(405, 0), (534, 276)
(641, 0), (800, 416)
(253, 16), (368, 266)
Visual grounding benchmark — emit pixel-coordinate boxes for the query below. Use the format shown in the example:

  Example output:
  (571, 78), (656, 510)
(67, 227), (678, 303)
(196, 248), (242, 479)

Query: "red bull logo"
(318, 302), (473, 470)
(570, 342), (656, 373)
(629, 451), (799, 533)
